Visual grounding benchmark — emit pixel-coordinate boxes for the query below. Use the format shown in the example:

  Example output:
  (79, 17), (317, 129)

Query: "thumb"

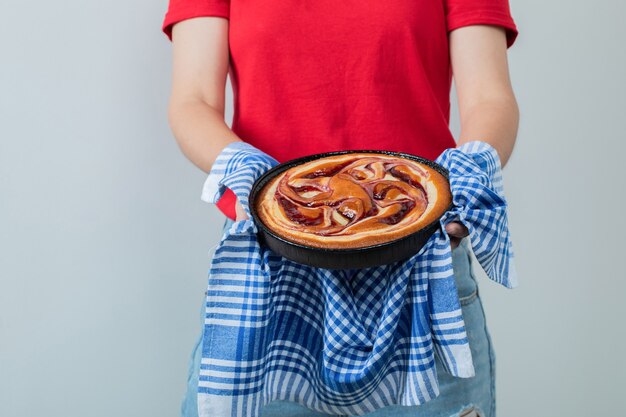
(445, 221), (469, 237)
(235, 198), (249, 221)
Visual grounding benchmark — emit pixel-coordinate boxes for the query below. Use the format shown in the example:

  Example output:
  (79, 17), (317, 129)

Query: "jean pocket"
(452, 238), (479, 302)
(459, 289), (478, 306)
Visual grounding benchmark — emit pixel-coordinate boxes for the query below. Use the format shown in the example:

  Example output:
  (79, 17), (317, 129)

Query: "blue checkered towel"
(197, 141), (517, 417)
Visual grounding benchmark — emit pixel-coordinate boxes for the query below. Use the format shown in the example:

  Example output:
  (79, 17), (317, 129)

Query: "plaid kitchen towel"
(197, 140), (517, 417)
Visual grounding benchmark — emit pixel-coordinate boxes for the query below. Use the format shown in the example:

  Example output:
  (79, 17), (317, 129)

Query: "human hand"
(201, 141), (279, 218)
(235, 198), (249, 221)
(445, 221), (469, 250)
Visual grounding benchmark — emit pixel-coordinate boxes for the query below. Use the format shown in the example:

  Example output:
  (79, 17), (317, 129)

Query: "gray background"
(1, 0), (624, 416)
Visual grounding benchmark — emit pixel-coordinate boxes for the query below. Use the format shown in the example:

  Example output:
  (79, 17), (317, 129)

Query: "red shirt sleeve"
(162, 0), (230, 41)
(444, 0), (519, 48)
(216, 188), (237, 221)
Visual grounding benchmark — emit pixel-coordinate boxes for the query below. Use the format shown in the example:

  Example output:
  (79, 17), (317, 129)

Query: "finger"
(445, 221), (469, 237)
(445, 221), (461, 234)
(235, 199), (249, 221)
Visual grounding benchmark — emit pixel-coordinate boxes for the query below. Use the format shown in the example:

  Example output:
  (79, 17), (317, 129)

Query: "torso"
(218, 0), (457, 219)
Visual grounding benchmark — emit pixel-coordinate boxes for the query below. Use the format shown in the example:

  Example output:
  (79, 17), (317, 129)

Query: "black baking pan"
(248, 150), (454, 270)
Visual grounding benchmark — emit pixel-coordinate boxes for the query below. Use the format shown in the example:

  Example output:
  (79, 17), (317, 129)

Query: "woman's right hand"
(235, 198), (249, 221)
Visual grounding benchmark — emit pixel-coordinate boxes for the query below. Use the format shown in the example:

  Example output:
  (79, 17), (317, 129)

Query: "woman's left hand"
(445, 221), (469, 250)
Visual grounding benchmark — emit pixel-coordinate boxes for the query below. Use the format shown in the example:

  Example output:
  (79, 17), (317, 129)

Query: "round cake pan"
(248, 150), (454, 270)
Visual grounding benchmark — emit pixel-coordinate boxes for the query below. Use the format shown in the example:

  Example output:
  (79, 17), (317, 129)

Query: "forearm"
(456, 96), (519, 169)
(167, 98), (242, 173)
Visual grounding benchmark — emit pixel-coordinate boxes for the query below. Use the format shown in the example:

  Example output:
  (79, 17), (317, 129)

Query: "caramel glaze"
(254, 153), (452, 249)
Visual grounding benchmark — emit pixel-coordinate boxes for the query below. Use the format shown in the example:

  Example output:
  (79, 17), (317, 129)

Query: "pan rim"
(248, 149), (454, 255)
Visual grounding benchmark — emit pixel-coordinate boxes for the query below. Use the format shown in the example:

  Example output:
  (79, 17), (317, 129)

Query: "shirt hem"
(447, 10), (519, 48)
(162, 5), (230, 41)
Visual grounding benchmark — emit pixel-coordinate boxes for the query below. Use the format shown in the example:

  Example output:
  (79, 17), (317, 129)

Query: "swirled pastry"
(254, 153), (452, 249)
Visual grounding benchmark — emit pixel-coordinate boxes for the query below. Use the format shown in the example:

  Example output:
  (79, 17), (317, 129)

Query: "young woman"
(161, 1), (519, 416)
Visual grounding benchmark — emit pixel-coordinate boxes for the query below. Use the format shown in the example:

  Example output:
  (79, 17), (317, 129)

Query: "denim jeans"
(181, 218), (496, 417)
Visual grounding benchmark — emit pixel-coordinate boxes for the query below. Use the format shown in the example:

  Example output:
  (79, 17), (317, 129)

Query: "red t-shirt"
(162, 0), (518, 220)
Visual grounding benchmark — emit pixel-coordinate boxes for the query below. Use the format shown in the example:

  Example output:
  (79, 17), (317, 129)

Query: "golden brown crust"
(254, 152), (452, 249)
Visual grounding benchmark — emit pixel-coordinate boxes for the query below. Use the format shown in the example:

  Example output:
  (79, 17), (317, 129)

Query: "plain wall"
(1, 0), (624, 416)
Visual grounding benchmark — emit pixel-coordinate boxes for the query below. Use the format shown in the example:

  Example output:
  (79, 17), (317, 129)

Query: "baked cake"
(253, 152), (452, 249)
